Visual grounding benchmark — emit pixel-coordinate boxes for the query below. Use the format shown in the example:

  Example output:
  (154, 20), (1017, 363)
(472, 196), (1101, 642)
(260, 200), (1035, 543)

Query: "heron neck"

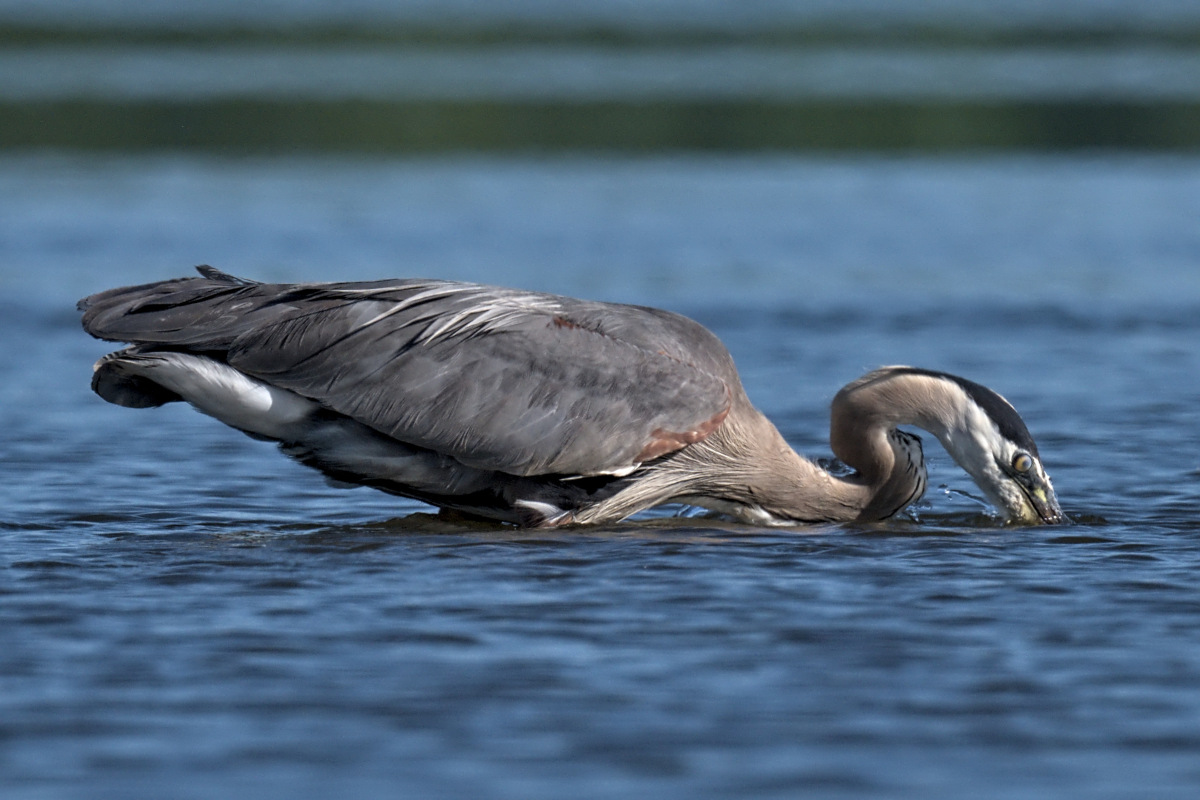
(692, 402), (882, 523)
(823, 374), (945, 521)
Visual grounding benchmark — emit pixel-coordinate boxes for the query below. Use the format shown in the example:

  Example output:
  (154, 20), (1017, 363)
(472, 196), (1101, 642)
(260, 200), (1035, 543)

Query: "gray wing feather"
(80, 267), (735, 477)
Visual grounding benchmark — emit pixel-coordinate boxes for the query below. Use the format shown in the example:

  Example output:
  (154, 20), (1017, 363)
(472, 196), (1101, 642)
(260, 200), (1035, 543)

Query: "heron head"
(924, 371), (1065, 525)
(969, 432), (1064, 525)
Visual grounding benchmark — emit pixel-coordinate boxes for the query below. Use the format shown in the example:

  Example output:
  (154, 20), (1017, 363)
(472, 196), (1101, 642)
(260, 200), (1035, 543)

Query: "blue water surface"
(2, 153), (1200, 799)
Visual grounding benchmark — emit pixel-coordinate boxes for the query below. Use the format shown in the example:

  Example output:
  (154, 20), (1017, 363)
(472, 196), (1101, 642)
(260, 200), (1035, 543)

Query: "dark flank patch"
(890, 367), (1039, 456)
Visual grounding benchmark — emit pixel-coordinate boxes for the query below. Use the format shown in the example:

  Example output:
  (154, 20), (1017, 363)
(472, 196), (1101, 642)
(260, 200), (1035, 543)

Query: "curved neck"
(600, 373), (955, 525)
(824, 370), (951, 520)
(673, 394), (925, 524)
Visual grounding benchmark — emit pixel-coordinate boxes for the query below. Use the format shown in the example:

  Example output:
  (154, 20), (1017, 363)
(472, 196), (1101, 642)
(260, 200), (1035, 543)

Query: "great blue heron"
(80, 267), (1064, 527)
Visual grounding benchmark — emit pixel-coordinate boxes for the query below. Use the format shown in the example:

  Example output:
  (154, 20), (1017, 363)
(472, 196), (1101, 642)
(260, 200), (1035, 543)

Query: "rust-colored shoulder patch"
(635, 404), (730, 463)
(551, 315), (580, 330)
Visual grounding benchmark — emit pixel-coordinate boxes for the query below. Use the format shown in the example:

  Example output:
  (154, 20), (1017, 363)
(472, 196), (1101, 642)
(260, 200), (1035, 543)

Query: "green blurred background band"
(3, 11), (1198, 153)
(7, 100), (1196, 152)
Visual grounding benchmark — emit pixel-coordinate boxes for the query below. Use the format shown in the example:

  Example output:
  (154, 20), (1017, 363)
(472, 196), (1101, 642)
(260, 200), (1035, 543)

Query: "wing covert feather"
(81, 270), (736, 477)
(227, 293), (732, 476)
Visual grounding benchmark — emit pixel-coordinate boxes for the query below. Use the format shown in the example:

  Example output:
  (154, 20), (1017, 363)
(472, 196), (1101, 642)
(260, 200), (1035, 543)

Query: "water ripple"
(4, 153), (1200, 799)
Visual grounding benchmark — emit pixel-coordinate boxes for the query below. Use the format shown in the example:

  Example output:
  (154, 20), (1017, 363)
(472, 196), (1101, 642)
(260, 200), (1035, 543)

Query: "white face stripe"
(931, 379), (1045, 520)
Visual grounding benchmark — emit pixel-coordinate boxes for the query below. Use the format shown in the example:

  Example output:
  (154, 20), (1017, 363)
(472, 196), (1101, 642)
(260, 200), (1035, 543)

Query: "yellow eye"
(1012, 453), (1034, 473)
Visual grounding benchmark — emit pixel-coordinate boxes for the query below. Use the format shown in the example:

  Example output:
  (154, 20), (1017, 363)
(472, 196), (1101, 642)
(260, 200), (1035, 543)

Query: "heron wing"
(80, 268), (734, 476)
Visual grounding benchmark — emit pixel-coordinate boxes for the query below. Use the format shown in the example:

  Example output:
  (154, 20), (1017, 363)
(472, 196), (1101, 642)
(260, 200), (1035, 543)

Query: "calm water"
(2, 153), (1200, 798)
